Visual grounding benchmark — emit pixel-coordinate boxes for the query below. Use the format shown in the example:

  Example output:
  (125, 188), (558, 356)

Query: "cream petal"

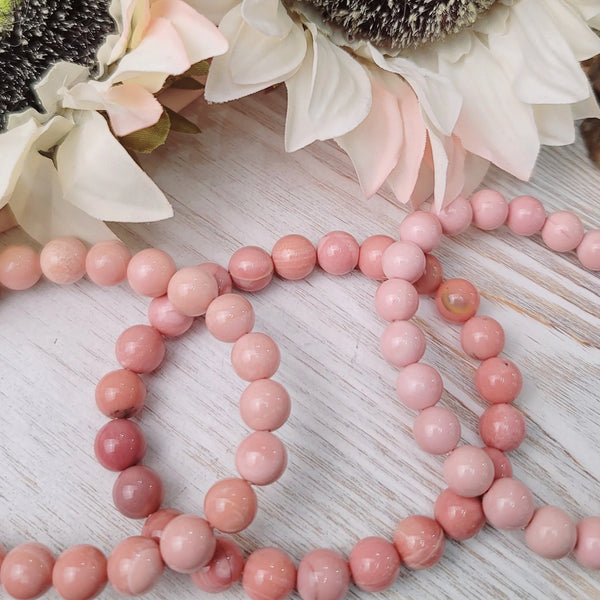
(533, 104), (576, 146)
(429, 131), (468, 212)
(571, 93), (600, 120)
(107, 0), (147, 63)
(32, 115), (74, 152)
(461, 153), (490, 199)
(186, 0), (239, 24)
(6, 108), (47, 129)
(241, 0), (293, 37)
(35, 62), (90, 114)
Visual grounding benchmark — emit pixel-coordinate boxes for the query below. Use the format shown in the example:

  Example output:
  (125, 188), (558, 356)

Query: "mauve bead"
(577, 229), (600, 271)
(85, 241), (131, 286)
(231, 332), (280, 381)
(235, 431), (287, 486)
(479, 404), (526, 452)
(348, 537), (400, 592)
(94, 419), (146, 471)
(375, 279), (419, 322)
(0, 245), (42, 290)
(435, 278), (480, 323)
(482, 447), (513, 480)
(296, 549), (350, 600)
(113, 465), (164, 519)
(190, 536), (244, 593)
(52, 545), (107, 600)
(316, 231), (360, 276)
(393, 516), (445, 570)
(198, 262), (233, 295)
(399, 211), (442, 253)
(396, 363), (443, 410)
(525, 506), (577, 559)
(205, 294), (255, 343)
(272, 234), (316, 280)
(482, 478), (534, 530)
(574, 517), (600, 569)
(148, 295), (194, 337)
(141, 509), (182, 543)
(443, 446), (495, 498)
(95, 369), (146, 419)
(115, 325), (165, 374)
(243, 548), (296, 600)
(380, 320), (426, 367)
(358, 235), (395, 280)
(437, 196), (473, 235)
(381, 241), (426, 283)
(470, 189), (508, 230)
(506, 196), (546, 236)
(0, 543), (54, 599)
(475, 357), (522, 404)
(461, 316), (505, 360)
(167, 266), (218, 317)
(107, 537), (163, 596)
(204, 478), (257, 534)
(228, 246), (274, 291)
(40, 237), (87, 284)
(541, 210), (585, 252)
(239, 379), (291, 431)
(159, 515), (216, 573)
(413, 406), (461, 455)
(126, 248), (176, 298)
(413, 254), (443, 295)
(434, 489), (486, 541)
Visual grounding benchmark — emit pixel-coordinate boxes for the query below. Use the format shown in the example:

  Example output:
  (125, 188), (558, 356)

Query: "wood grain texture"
(0, 87), (599, 599)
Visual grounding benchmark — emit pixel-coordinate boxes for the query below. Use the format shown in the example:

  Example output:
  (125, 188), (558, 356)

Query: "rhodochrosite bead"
(115, 325), (165, 373)
(243, 547), (296, 600)
(127, 248), (176, 297)
(443, 446), (495, 498)
(399, 211), (442, 253)
(482, 447), (513, 480)
(95, 369), (146, 419)
(393, 516), (445, 570)
(316, 231), (360, 275)
(107, 537), (163, 596)
(198, 262), (233, 295)
(141, 509), (182, 543)
(52, 545), (107, 600)
(475, 357), (522, 404)
(239, 379), (291, 431)
(231, 333), (280, 381)
(94, 419), (146, 471)
(381, 241), (426, 282)
(348, 537), (400, 592)
(470, 189), (508, 230)
(525, 506), (577, 559)
(380, 321), (426, 367)
(482, 478), (534, 530)
(112, 465), (164, 519)
(167, 266), (218, 317)
(271, 234), (316, 280)
(159, 515), (216, 573)
(479, 404), (526, 452)
(235, 431), (287, 485)
(461, 316), (505, 360)
(435, 278), (480, 323)
(506, 196), (546, 236)
(85, 241), (131, 286)
(296, 549), (350, 600)
(205, 293), (255, 342)
(413, 254), (443, 295)
(577, 229), (600, 270)
(147, 295), (194, 337)
(358, 235), (394, 280)
(574, 517), (600, 569)
(0, 244), (42, 290)
(434, 489), (486, 541)
(190, 536), (244, 593)
(228, 246), (274, 291)
(437, 196), (473, 235)
(204, 478), (257, 534)
(375, 279), (419, 322)
(0, 543), (54, 599)
(40, 237), (87, 284)
(396, 363), (443, 410)
(541, 211), (584, 252)
(413, 406), (460, 455)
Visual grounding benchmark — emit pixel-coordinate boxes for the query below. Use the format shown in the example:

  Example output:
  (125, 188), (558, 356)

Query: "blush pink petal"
(103, 83), (164, 136)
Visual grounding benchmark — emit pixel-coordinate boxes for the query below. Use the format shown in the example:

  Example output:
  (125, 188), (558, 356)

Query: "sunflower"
(200, 0), (600, 211)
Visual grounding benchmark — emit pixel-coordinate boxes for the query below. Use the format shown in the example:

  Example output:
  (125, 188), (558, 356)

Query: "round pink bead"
(395, 363), (443, 410)
(167, 266), (218, 317)
(393, 516), (445, 570)
(228, 246), (274, 292)
(577, 229), (600, 270)
(204, 478), (257, 534)
(358, 235), (395, 280)
(235, 431), (287, 486)
(525, 506), (577, 559)
(443, 446), (495, 497)
(107, 537), (163, 596)
(52, 545), (107, 600)
(239, 379), (291, 431)
(94, 419), (146, 471)
(159, 515), (216, 573)
(190, 536), (244, 593)
(0, 543), (54, 600)
(435, 278), (480, 323)
(434, 489), (486, 541)
(148, 295), (194, 337)
(296, 549), (350, 600)
(479, 404), (526, 452)
(541, 210), (585, 252)
(95, 369), (146, 419)
(112, 465), (164, 519)
(413, 406), (461, 455)
(231, 332), (280, 381)
(482, 447), (513, 480)
(399, 211), (443, 253)
(272, 234), (316, 280)
(316, 231), (360, 276)
(198, 262), (233, 295)
(243, 547), (296, 600)
(348, 537), (400, 592)
(115, 325), (165, 374)
(506, 196), (546, 236)
(461, 316), (505, 360)
(437, 196), (473, 236)
(0, 245), (42, 290)
(574, 517), (600, 569)
(141, 509), (182, 543)
(126, 248), (176, 297)
(475, 357), (522, 404)
(40, 237), (87, 284)
(85, 241), (131, 286)
(482, 478), (535, 530)
(470, 189), (508, 230)
(375, 279), (419, 322)
(380, 321), (426, 367)
(205, 293), (255, 343)
(413, 254), (443, 295)
(381, 241), (426, 283)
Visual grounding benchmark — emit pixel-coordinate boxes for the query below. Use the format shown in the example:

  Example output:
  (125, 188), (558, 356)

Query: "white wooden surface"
(1, 87), (599, 600)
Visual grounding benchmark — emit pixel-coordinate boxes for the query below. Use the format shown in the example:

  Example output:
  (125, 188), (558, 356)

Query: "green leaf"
(165, 108), (200, 134)
(168, 77), (204, 90)
(119, 110), (171, 154)
(184, 61), (209, 78)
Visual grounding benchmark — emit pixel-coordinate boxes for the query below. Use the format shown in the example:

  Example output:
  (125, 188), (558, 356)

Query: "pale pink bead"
(437, 196), (473, 235)
(107, 536), (164, 596)
(198, 262), (233, 295)
(95, 369), (146, 419)
(231, 332), (280, 381)
(574, 517), (600, 569)
(506, 196), (546, 236)
(204, 478), (257, 534)
(395, 363), (443, 410)
(358, 235), (395, 280)
(576, 229), (600, 270)
(482, 478), (534, 530)
(85, 241), (131, 286)
(475, 357), (522, 404)
(228, 246), (274, 292)
(482, 447), (513, 480)
(470, 189), (508, 230)
(235, 431), (287, 485)
(115, 325), (165, 373)
(541, 210), (585, 252)
(0, 542), (54, 599)
(393, 516), (445, 570)
(205, 294), (255, 343)
(413, 254), (443, 295)
(479, 404), (526, 452)
(316, 231), (360, 276)
(148, 296), (194, 337)
(348, 537), (400, 592)
(380, 321), (426, 367)
(271, 234), (316, 280)
(40, 237), (87, 284)
(434, 489), (485, 541)
(52, 545), (107, 600)
(190, 536), (244, 593)
(113, 465), (164, 519)
(399, 211), (443, 253)
(375, 279), (419, 322)
(413, 406), (460, 455)
(435, 278), (480, 323)
(461, 316), (505, 360)
(525, 506), (577, 559)
(243, 548), (296, 600)
(127, 248), (176, 297)
(443, 446), (495, 497)
(141, 509), (182, 543)
(167, 266), (218, 317)
(159, 515), (216, 573)
(296, 549), (350, 600)
(0, 245), (42, 290)
(239, 379), (291, 431)
(381, 241), (426, 283)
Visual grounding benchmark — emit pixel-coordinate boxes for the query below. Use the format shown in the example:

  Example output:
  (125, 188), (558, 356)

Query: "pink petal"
(103, 83), (164, 136)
